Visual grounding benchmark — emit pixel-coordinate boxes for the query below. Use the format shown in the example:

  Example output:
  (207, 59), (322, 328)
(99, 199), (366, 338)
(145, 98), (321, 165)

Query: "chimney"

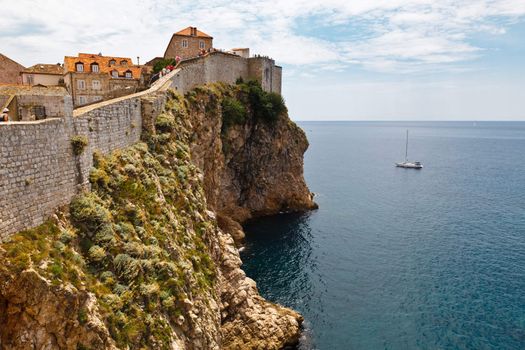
(191, 27), (197, 36)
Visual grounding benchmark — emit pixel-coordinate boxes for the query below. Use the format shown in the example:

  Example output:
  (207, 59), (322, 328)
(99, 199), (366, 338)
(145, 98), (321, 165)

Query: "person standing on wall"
(1, 108), (9, 122)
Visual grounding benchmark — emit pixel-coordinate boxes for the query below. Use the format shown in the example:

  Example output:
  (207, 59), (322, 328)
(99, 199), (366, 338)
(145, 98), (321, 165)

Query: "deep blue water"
(240, 121), (525, 350)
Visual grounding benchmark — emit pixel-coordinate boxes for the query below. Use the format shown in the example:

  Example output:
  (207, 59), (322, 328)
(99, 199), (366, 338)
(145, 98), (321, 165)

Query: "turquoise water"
(240, 122), (525, 350)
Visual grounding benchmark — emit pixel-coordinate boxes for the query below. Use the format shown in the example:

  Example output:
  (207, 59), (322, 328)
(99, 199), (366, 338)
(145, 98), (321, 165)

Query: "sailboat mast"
(405, 130), (409, 161)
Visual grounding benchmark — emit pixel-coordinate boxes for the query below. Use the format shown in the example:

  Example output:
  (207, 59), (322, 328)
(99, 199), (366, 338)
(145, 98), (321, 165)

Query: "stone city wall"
(170, 51), (282, 94)
(0, 71), (174, 240)
(16, 94), (73, 121)
(0, 119), (78, 239)
(0, 51), (283, 239)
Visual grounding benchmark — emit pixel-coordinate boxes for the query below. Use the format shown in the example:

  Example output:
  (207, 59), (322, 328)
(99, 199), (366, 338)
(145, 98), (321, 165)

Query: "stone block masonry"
(0, 100), (145, 240)
(0, 119), (77, 238)
(170, 51), (282, 94)
(0, 49), (284, 240)
(0, 72), (174, 240)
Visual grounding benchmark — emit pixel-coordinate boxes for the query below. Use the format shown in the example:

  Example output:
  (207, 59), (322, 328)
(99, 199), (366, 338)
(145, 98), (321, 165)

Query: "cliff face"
(185, 84), (316, 224)
(0, 82), (315, 349)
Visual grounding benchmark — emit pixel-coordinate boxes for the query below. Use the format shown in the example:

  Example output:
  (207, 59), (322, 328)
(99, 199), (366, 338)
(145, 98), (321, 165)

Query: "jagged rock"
(0, 83), (313, 350)
(0, 270), (117, 350)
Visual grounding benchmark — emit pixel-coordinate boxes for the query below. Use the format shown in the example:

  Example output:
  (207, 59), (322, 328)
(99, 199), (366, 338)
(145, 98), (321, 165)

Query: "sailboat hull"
(395, 162), (423, 169)
(396, 130), (423, 169)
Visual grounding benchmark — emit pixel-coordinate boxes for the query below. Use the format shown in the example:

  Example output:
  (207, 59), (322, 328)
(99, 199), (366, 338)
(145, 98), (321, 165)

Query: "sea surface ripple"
(241, 121), (525, 350)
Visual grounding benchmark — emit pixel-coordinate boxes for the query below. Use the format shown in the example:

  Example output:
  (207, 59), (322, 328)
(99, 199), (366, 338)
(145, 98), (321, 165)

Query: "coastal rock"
(0, 83), (312, 349)
(0, 270), (116, 350)
(186, 87), (317, 223)
(217, 232), (303, 349)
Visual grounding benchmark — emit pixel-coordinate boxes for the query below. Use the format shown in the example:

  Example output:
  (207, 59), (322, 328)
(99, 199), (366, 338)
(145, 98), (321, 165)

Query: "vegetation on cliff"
(0, 83), (311, 350)
(1, 93), (220, 349)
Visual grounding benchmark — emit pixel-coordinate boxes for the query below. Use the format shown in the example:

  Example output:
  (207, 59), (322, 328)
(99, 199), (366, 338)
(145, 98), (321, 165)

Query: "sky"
(1, 0), (525, 120)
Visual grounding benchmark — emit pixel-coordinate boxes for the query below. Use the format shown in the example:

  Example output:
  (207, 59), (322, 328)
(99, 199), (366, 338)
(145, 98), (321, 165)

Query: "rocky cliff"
(0, 81), (316, 349)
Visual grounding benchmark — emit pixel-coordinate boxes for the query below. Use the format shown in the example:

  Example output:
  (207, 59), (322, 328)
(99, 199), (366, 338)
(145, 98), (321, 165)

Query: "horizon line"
(292, 119), (525, 122)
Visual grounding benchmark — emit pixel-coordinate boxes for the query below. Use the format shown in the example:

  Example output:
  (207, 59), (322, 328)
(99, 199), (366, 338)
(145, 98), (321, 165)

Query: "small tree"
(70, 135), (88, 156)
(221, 96), (246, 133)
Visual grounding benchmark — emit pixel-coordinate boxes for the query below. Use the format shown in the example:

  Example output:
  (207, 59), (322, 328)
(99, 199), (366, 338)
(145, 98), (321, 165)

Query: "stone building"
(64, 53), (141, 107)
(171, 51), (283, 94)
(0, 53), (24, 84)
(0, 85), (72, 121)
(164, 27), (213, 60)
(21, 64), (64, 86)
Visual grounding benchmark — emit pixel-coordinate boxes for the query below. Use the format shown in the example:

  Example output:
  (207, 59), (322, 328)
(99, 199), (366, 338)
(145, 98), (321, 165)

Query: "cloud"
(0, 0), (524, 73)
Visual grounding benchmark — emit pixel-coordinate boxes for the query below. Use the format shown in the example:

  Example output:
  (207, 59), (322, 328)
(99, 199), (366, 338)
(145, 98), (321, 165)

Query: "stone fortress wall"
(171, 51), (282, 94)
(0, 72), (173, 240)
(0, 52), (283, 240)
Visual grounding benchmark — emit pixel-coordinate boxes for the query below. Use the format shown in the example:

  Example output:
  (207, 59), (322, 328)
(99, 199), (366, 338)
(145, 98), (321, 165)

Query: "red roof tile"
(64, 53), (141, 79)
(23, 64), (64, 75)
(174, 27), (212, 39)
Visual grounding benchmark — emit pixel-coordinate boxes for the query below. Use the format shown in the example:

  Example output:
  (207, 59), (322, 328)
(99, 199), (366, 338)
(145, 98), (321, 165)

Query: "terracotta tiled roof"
(0, 53), (25, 69)
(22, 64), (64, 75)
(174, 27), (212, 38)
(64, 53), (141, 79)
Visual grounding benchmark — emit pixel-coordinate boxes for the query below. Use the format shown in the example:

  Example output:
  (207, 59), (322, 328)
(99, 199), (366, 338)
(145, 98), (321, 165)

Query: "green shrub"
(152, 58), (177, 74)
(70, 193), (112, 237)
(88, 245), (106, 262)
(113, 254), (141, 281)
(71, 135), (89, 156)
(266, 92), (287, 120)
(93, 224), (116, 246)
(155, 113), (176, 133)
(89, 168), (110, 189)
(78, 308), (88, 325)
(221, 96), (246, 132)
(59, 228), (76, 244)
(48, 263), (63, 279)
(236, 79), (286, 123)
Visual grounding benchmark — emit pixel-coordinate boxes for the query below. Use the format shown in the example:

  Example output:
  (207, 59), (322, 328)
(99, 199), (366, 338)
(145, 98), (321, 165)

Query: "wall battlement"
(0, 51), (283, 239)
(171, 51), (282, 94)
(0, 70), (174, 240)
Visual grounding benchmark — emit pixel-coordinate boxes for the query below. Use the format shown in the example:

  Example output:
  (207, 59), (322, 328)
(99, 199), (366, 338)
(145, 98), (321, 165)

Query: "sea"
(240, 121), (525, 350)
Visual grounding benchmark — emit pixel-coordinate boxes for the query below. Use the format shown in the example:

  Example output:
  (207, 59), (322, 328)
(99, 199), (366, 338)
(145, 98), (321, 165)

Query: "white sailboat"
(395, 130), (423, 169)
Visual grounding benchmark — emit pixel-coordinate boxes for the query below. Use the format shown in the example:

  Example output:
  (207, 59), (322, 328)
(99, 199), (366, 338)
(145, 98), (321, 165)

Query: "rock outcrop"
(185, 84), (316, 223)
(0, 81), (314, 349)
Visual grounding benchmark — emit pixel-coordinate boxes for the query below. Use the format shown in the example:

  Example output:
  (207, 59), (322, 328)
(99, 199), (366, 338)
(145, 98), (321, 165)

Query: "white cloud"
(0, 0), (524, 72)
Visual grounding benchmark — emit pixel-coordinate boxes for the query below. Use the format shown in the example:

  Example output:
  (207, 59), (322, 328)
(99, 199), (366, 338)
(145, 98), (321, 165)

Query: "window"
(79, 96), (87, 105)
(182, 39), (188, 48)
(77, 79), (85, 90)
(199, 40), (205, 49)
(27, 74), (34, 85)
(31, 106), (46, 120)
(91, 63), (99, 73)
(109, 59), (116, 66)
(125, 71), (132, 79)
(76, 63), (84, 72)
(92, 80), (101, 89)
(120, 60), (127, 66)
(111, 70), (118, 78)
(93, 96), (102, 102)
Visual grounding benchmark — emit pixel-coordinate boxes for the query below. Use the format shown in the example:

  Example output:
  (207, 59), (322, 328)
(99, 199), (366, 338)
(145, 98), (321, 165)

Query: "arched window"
(109, 59), (116, 66)
(75, 62), (84, 72)
(125, 70), (132, 79)
(91, 63), (99, 73)
(111, 70), (118, 78)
